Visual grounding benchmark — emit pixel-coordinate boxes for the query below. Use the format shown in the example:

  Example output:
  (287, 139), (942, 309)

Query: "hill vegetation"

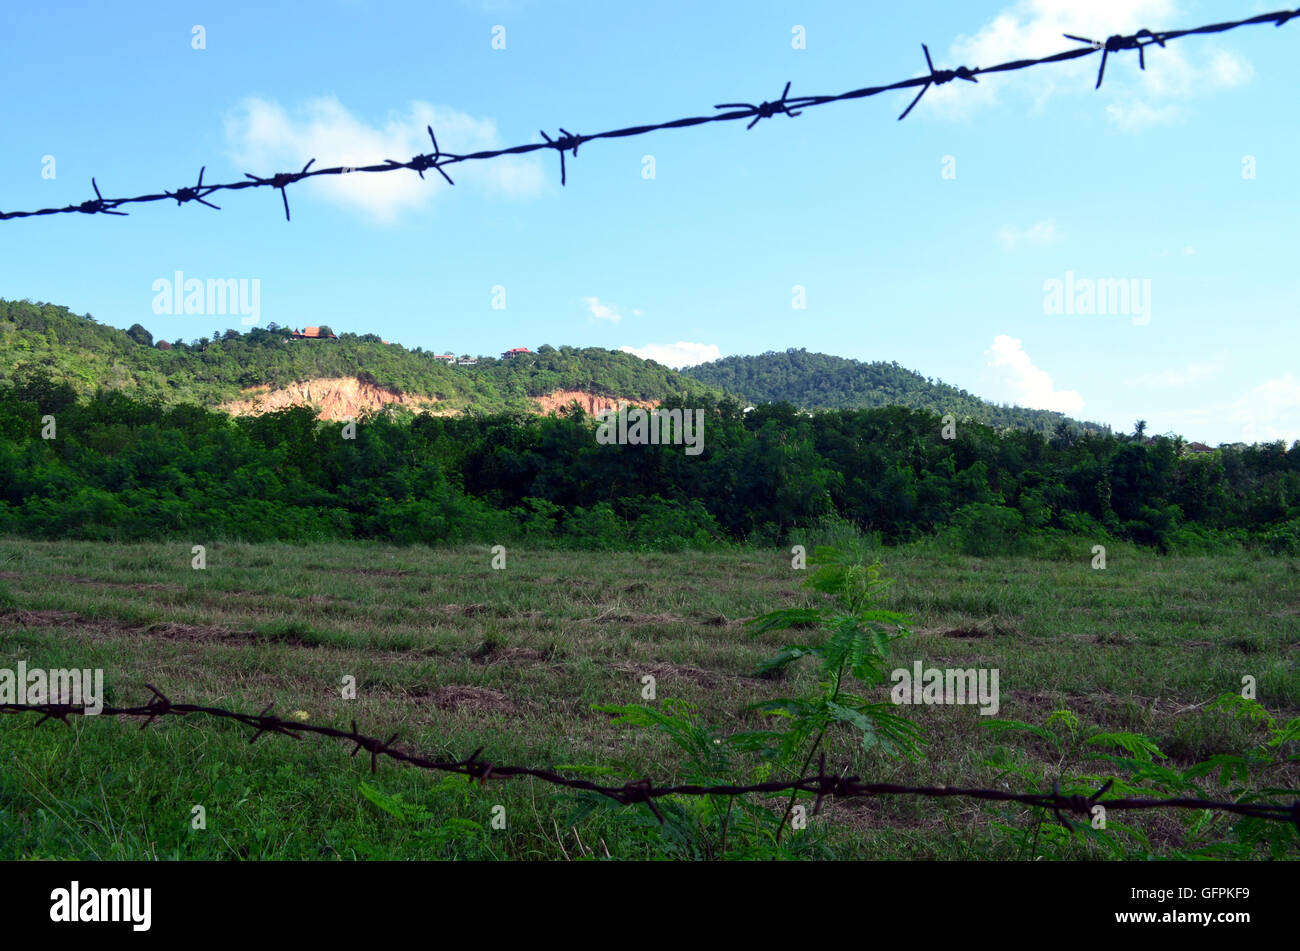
(1, 374), (1296, 553)
(6, 300), (1102, 433)
(683, 349), (1107, 434)
(0, 298), (713, 415)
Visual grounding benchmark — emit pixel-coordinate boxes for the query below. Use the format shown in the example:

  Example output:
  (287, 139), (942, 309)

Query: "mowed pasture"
(0, 537), (1296, 860)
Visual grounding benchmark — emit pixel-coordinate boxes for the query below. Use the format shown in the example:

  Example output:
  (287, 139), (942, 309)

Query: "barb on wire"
(2, 7), (1298, 222)
(244, 158), (317, 221)
(166, 166), (221, 210)
(540, 128), (584, 186)
(1063, 29), (1165, 88)
(78, 178), (127, 217)
(897, 44), (977, 120)
(2, 689), (1297, 834)
(715, 80), (803, 129)
(387, 124), (457, 186)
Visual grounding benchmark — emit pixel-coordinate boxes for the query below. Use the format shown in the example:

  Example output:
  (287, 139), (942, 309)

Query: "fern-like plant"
(732, 545), (924, 844)
(981, 696), (1299, 859)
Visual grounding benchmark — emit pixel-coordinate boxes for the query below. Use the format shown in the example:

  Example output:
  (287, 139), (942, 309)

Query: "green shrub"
(1261, 518), (1300, 555)
(950, 503), (1024, 557)
(789, 513), (876, 553)
(628, 496), (725, 552)
(563, 502), (628, 550)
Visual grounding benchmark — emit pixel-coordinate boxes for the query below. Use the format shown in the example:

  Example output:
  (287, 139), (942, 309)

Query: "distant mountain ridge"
(1, 298), (1101, 432)
(682, 349), (1107, 434)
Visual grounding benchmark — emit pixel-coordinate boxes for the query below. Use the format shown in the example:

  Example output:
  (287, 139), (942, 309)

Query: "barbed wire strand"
(2, 8), (1299, 222)
(3, 687), (1297, 831)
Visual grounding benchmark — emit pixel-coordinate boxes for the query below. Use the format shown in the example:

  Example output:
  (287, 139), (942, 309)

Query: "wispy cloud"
(997, 219), (1061, 250)
(1176, 375), (1300, 444)
(224, 96), (544, 222)
(1129, 362), (1217, 386)
(985, 334), (1084, 413)
(583, 296), (627, 323)
(620, 341), (721, 368)
(920, 0), (1254, 128)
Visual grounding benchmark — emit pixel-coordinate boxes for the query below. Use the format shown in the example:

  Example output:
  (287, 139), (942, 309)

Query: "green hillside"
(682, 349), (1108, 434)
(0, 298), (716, 414)
(2, 299), (1106, 432)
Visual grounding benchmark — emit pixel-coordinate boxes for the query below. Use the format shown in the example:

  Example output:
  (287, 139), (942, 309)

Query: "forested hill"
(2, 299), (1101, 432)
(683, 349), (1107, 435)
(0, 298), (717, 415)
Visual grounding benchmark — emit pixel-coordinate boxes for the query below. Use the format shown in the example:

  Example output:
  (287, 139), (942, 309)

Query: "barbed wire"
(2, 8), (1299, 222)
(3, 686), (1297, 832)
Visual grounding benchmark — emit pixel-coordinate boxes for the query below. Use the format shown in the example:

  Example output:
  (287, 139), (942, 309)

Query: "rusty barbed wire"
(2, 686), (1297, 832)
(2, 8), (1299, 222)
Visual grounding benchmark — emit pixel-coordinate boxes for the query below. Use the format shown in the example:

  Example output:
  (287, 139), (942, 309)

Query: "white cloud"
(619, 341), (722, 368)
(1228, 375), (1300, 444)
(1129, 362), (1216, 386)
(1169, 375), (1300, 444)
(920, 0), (1254, 127)
(984, 334), (1085, 413)
(1208, 49), (1254, 87)
(997, 219), (1062, 250)
(1184, 375), (1300, 444)
(224, 96), (544, 222)
(582, 296), (625, 323)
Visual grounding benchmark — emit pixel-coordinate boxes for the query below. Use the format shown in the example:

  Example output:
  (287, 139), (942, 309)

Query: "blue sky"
(1, 0), (1296, 444)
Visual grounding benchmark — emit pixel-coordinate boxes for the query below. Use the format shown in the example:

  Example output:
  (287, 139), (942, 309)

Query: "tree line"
(1, 376), (1297, 555)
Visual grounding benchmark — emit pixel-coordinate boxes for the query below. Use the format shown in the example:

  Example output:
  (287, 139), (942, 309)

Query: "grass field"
(0, 537), (1296, 860)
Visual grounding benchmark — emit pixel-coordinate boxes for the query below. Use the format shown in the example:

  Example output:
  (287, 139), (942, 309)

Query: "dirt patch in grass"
(1003, 689), (1065, 715)
(830, 797), (952, 834)
(697, 612), (745, 628)
(431, 603), (541, 620)
(0, 610), (316, 647)
(582, 610), (687, 625)
(1093, 631), (1133, 646)
(0, 572), (183, 592)
(428, 685), (515, 713)
(611, 659), (719, 686)
(335, 567), (419, 578)
(469, 642), (554, 667)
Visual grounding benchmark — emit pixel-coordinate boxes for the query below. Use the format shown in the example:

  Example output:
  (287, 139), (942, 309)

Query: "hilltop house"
(501, 347), (532, 359)
(457, 357), (479, 366)
(290, 326), (338, 339)
(432, 354), (456, 363)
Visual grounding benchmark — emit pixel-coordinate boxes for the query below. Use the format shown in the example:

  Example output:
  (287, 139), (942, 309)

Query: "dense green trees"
(0, 379), (1296, 553)
(5, 301), (1112, 433)
(0, 298), (719, 414)
(683, 348), (1107, 434)
(2, 298), (1296, 554)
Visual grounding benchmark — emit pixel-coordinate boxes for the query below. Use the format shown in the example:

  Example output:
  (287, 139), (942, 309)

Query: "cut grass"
(0, 537), (1296, 860)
